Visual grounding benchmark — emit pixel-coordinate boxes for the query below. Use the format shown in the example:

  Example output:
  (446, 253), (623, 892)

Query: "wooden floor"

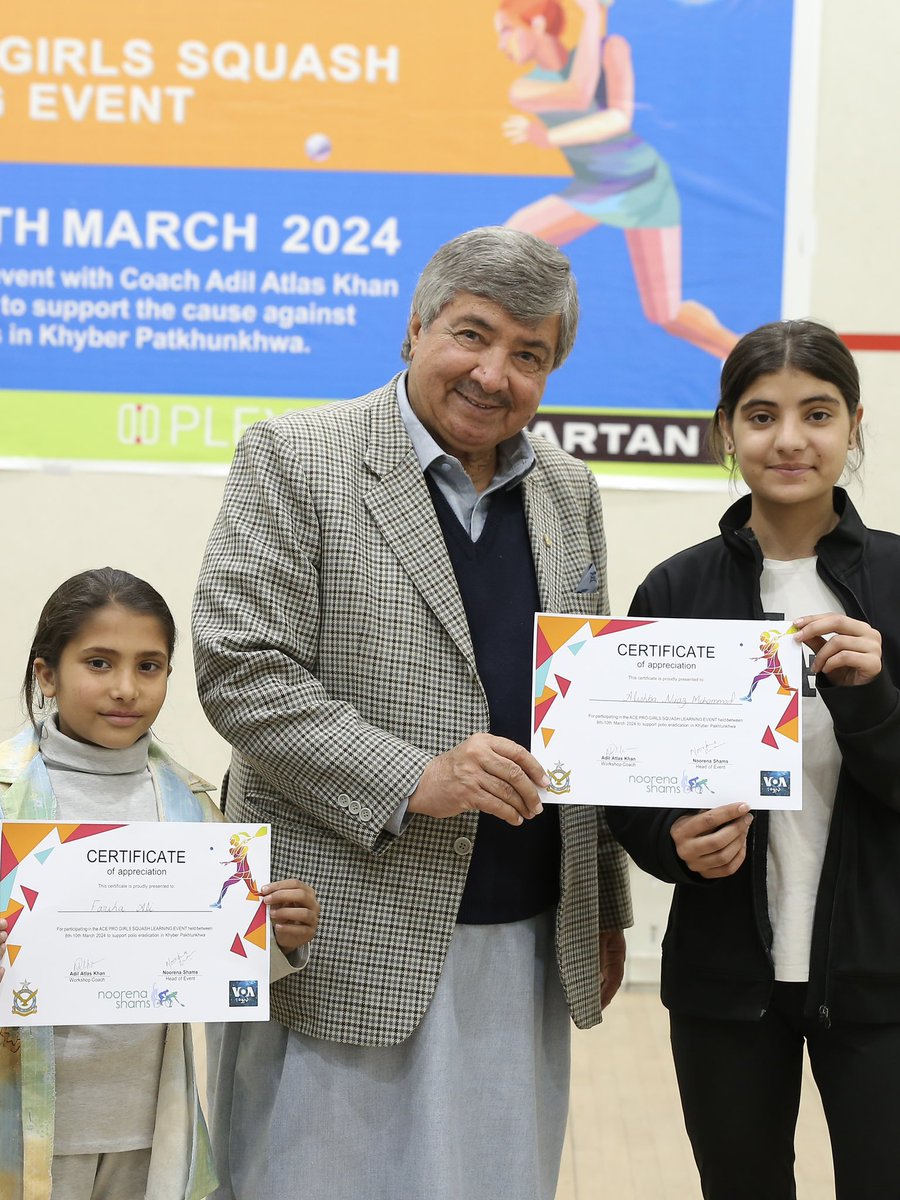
(557, 989), (835, 1200)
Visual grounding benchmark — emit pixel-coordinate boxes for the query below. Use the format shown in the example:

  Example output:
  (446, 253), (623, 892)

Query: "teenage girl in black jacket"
(607, 320), (900, 1200)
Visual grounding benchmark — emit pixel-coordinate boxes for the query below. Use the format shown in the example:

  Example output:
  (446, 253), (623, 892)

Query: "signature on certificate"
(691, 740), (725, 757)
(165, 949), (197, 970)
(72, 957), (103, 972)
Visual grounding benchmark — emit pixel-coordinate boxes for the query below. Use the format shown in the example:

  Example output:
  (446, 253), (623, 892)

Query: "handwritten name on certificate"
(0, 822), (272, 1026)
(532, 615), (803, 810)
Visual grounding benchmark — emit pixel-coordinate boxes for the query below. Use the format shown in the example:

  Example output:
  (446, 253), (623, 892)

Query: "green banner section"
(0, 390), (324, 466)
(0, 389), (727, 484)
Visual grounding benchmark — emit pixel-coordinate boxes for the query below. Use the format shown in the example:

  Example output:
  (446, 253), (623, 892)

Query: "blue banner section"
(0, 0), (794, 443)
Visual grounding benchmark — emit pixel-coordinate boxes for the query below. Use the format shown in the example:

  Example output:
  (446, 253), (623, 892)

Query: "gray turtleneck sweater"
(41, 716), (168, 1155)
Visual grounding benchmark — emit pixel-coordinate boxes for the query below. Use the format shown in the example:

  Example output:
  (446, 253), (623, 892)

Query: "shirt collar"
(396, 371), (535, 488)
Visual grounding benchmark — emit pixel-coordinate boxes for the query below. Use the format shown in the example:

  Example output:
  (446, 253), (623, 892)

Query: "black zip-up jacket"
(607, 489), (900, 1025)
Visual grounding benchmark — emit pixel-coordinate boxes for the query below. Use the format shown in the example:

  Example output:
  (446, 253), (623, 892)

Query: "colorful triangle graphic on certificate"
(589, 618), (656, 639)
(244, 901), (268, 951)
(2, 824), (57, 880)
(775, 692), (800, 742)
(533, 686), (558, 733)
(2, 899), (25, 935)
(536, 616), (590, 664)
(58, 823), (126, 844)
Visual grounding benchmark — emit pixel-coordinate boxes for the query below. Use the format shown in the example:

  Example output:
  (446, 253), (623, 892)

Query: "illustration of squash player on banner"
(495, 0), (738, 358)
(210, 827), (266, 908)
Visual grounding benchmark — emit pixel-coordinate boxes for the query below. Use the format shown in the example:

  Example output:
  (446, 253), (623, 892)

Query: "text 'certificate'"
(532, 615), (803, 810)
(0, 821), (271, 1026)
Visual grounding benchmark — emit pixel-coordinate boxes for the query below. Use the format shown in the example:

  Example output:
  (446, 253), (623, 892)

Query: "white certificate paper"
(532, 614), (803, 810)
(0, 821), (272, 1026)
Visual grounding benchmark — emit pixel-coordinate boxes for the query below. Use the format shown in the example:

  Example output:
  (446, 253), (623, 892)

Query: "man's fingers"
(482, 750), (544, 815)
(485, 736), (550, 787)
(410, 734), (552, 822)
(457, 736), (546, 819)
(599, 930), (626, 1010)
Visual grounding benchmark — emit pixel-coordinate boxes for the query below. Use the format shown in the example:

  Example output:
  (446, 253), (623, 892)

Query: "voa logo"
(229, 980), (259, 1008)
(760, 771), (790, 797)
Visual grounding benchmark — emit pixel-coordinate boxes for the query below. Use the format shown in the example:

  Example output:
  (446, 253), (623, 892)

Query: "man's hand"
(670, 803), (753, 879)
(409, 734), (548, 827)
(599, 929), (626, 1009)
(263, 880), (319, 954)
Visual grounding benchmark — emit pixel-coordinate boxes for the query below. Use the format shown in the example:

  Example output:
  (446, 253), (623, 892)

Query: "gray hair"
(400, 226), (579, 370)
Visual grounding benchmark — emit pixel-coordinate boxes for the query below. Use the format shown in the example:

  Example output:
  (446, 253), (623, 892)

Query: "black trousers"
(670, 983), (900, 1200)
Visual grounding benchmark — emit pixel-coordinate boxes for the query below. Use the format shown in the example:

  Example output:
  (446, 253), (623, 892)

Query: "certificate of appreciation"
(0, 821), (272, 1026)
(532, 614), (803, 810)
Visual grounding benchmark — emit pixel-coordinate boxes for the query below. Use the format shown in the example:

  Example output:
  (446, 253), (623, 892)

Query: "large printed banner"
(0, 1), (809, 485)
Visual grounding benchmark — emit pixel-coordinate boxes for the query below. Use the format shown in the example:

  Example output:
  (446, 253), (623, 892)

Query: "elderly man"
(193, 226), (631, 1200)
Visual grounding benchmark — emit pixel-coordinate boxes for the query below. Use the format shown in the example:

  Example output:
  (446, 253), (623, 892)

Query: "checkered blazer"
(193, 377), (632, 1046)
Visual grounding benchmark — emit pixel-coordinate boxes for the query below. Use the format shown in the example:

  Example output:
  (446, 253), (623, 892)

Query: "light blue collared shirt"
(396, 372), (534, 542)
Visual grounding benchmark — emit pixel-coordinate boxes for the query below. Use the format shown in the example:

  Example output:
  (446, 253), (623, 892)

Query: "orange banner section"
(0, 0), (576, 175)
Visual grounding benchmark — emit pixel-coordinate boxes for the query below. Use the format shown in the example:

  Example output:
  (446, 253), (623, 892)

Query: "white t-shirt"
(760, 557), (844, 982)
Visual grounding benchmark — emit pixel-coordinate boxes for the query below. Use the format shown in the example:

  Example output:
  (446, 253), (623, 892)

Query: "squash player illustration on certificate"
(531, 614), (802, 810)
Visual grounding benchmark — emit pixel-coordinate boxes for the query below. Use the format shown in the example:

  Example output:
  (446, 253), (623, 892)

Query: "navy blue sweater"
(426, 475), (561, 924)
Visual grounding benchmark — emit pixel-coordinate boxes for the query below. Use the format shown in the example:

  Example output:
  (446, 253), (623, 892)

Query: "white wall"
(1, 0), (898, 980)
(0, 470), (231, 785)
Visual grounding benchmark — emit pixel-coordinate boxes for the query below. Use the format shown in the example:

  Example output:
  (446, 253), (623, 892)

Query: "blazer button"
(337, 794), (351, 808)
(358, 806), (373, 822)
(348, 800), (362, 815)
(453, 836), (473, 857)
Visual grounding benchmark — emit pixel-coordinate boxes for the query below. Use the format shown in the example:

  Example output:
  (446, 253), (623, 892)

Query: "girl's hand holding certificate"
(793, 612), (883, 688)
(670, 802), (754, 880)
(264, 879), (320, 954)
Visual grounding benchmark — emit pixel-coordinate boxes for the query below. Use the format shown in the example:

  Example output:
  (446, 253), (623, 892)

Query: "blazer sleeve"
(192, 419), (432, 853)
(583, 475), (634, 927)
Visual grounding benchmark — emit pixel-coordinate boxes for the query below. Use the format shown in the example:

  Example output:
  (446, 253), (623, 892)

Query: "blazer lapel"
(363, 386), (477, 671)
(522, 466), (567, 613)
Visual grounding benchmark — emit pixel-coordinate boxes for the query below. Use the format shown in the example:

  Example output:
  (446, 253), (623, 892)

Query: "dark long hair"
(708, 320), (864, 468)
(23, 567), (176, 726)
